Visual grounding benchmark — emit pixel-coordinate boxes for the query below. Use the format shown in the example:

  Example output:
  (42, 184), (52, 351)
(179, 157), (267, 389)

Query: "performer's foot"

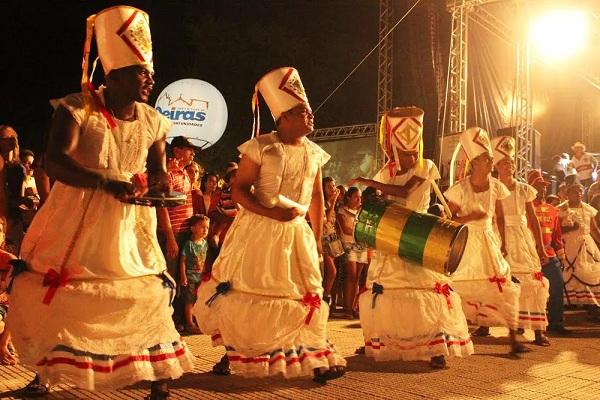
(429, 355), (447, 369)
(510, 342), (532, 355)
(312, 365), (345, 384)
(212, 354), (231, 375)
(516, 328), (525, 335)
(20, 375), (49, 398)
(146, 380), (169, 400)
(471, 326), (490, 337)
(532, 333), (550, 347)
(354, 346), (365, 355)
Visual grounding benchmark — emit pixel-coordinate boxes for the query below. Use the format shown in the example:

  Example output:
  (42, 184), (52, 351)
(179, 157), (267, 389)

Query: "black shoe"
(20, 375), (50, 398)
(547, 326), (571, 336)
(212, 354), (231, 375)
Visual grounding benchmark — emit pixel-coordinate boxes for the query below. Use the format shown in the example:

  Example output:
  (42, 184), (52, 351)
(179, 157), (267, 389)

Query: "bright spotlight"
(530, 10), (588, 61)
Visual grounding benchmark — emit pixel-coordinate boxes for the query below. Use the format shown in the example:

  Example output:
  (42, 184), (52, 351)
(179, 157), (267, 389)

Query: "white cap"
(93, 6), (153, 75)
(491, 136), (515, 166)
(256, 67), (309, 121)
(459, 127), (492, 161)
(384, 107), (424, 152)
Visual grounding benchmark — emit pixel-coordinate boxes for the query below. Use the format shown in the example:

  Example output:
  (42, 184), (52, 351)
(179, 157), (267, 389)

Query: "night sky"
(1, 0), (401, 169)
(8, 1), (594, 172)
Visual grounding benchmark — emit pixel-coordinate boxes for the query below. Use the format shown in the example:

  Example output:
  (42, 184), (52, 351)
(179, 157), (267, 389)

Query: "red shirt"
(531, 199), (564, 258)
(167, 168), (193, 234)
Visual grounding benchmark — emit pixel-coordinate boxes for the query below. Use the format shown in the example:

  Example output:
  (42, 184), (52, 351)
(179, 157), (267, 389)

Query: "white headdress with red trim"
(491, 136), (515, 166)
(251, 67), (309, 137)
(449, 127), (493, 185)
(80, 6), (153, 106)
(378, 106), (424, 177)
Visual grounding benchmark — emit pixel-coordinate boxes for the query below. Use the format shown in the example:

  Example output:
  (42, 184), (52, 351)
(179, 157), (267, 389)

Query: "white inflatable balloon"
(155, 79), (228, 149)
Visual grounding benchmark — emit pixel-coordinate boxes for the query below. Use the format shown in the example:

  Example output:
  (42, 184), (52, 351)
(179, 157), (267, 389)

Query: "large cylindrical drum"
(354, 198), (468, 275)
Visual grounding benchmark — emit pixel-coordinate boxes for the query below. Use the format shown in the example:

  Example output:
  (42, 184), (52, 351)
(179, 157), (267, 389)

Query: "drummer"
(492, 137), (550, 346)
(444, 127), (529, 356)
(350, 107), (472, 369)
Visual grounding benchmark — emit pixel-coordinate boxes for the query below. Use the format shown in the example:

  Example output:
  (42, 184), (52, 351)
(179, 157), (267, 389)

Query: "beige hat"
(491, 136), (515, 166)
(459, 127), (492, 161)
(571, 141), (586, 151)
(252, 67), (309, 136)
(378, 106), (424, 177)
(81, 6), (153, 94)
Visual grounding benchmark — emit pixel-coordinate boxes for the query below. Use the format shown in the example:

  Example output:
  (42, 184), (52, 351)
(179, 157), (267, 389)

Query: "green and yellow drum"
(355, 198), (468, 275)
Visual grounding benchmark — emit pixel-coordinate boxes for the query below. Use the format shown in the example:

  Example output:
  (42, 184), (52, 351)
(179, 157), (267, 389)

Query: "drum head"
(446, 225), (468, 275)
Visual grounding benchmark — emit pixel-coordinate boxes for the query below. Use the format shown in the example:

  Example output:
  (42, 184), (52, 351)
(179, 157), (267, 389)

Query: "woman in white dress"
(351, 107), (472, 369)
(559, 183), (600, 306)
(492, 136), (550, 346)
(194, 68), (346, 382)
(445, 127), (528, 355)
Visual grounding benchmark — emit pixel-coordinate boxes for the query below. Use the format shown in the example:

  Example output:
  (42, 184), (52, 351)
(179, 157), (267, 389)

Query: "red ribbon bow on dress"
(42, 268), (70, 305)
(434, 282), (453, 309)
(302, 292), (321, 325)
(489, 276), (506, 293)
(533, 272), (545, 287)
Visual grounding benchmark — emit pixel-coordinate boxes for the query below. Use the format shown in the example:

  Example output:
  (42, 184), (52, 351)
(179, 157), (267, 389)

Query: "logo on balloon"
(155, 79), (228, 149)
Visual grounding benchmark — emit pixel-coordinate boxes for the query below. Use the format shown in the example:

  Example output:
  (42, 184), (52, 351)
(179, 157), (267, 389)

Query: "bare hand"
(501, 245), (508, 257)
(148, 170), (171, 194)
(0, 345), (17, 365)
(102, 179), (140, 202)
(181, 276), (188, 287)
(467, 210), (487, 222)
(316, 239), (323, 256)
(271, 207), (301, 222)
(166, 238), (179, 260)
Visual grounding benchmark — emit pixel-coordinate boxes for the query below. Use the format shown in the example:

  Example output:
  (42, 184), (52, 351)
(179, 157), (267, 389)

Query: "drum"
(354, 198), (468, 275)
(125, 191), (187, 208)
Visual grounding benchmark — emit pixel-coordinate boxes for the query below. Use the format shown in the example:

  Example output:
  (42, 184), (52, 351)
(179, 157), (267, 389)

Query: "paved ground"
(1, 310), (599, 399)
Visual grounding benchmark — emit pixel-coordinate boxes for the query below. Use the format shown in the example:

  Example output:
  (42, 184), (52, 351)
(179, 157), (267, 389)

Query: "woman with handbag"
(322, 177), (344, 307)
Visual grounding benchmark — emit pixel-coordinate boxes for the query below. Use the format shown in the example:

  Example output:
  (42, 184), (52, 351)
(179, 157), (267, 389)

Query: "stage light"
(530, 10), (588, 61)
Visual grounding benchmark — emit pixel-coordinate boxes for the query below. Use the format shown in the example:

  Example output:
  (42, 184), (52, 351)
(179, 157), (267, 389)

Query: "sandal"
(510, 342), (532, 355)
(429, 355), (447, 369)
(471, 326), (490, 337)
(212, 354), (231, 375)
(312, 366), (346, 384)
(20, 375), (50, 398)
(533, 335), (551, 347)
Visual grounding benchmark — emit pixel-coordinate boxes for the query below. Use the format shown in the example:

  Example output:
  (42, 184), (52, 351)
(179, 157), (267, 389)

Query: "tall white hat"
(378, 106), (424, 177)
(81, 6), (153, 94)
(459, 127), (492, 161)
(252, 67), (309, 136)
(449, 127), (493, 185)
(491, 136), (515, 166)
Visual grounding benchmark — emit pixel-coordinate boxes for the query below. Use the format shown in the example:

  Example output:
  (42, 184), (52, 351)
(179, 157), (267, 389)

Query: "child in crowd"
(179, 214), (210, 335)
(337, 187), (368, 319)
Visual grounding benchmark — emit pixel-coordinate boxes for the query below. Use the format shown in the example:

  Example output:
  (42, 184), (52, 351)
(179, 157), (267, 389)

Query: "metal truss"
(310, 123), (377, 143)
(511, 38), (534, 179)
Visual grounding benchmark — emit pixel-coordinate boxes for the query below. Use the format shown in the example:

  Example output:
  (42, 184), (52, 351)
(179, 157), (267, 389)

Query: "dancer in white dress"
(558, 183), (600, 306)
(445, 127), (529, 355)
(492, 137), (550, 346)
(194, 68), (346, 382)
(350, 107), (472, 369)
(7, 6), (193, 399)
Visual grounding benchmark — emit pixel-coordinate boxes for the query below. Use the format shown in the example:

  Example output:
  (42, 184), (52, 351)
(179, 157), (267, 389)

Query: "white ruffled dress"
(7, 89), (194, 390)
(359, 160), (473, 361)
(194, 133), (346, 377)
(500, 182), (549, 330)
(445, 177), (521, 329)
(558, 202), (600, 305)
